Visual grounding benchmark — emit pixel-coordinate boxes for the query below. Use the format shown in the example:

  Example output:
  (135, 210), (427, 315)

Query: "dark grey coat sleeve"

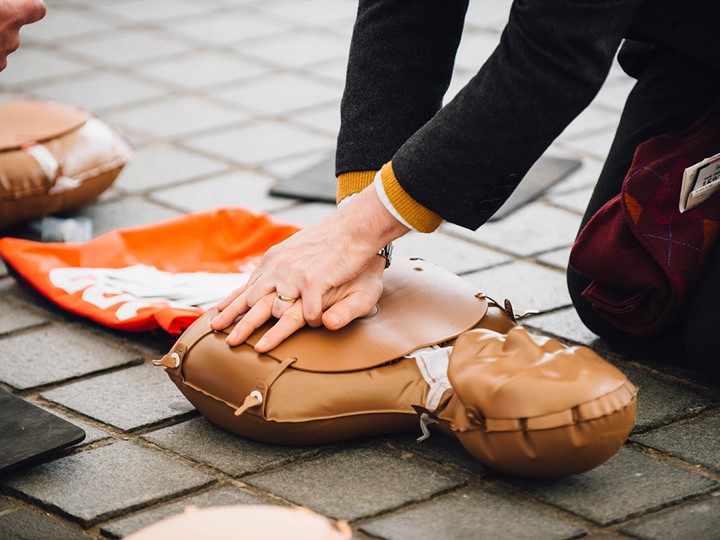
(336, 0), (644, 230)
(336, 0), (469, 177)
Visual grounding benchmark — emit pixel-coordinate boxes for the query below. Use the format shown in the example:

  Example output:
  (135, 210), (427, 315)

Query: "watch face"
(378, 242), (393, 268)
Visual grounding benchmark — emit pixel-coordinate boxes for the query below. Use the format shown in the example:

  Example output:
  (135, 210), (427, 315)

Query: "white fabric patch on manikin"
(412, 344), (452, 412)
(24, 144), (59, 181)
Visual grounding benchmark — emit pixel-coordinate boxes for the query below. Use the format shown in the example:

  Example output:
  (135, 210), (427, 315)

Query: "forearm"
(336, 0), (468, 180)
(375, 0), (644, 230)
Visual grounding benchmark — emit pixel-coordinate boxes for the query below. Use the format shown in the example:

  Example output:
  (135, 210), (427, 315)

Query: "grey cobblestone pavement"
(1, 1), (719, 539)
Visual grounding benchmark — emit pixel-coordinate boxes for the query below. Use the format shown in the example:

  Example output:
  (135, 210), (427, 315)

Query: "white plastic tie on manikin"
(417, 413), (439, 443)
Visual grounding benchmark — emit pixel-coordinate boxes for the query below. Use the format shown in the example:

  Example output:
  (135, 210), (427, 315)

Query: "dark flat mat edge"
(270, 155), (583, 220)
(0, 388), (85, 476)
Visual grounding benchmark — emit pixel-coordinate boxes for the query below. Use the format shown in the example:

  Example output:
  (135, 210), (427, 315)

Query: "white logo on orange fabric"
(49, 264), (250, 321)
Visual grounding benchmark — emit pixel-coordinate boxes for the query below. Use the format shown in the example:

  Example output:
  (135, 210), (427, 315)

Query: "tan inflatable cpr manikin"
(125, 505), (351, 540)
(0, 100), (132, 229)
(155, 258), (637, 478)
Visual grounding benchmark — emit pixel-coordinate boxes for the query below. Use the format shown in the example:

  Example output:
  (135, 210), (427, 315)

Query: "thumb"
(18, 0), (46, 25)
(322, 291), (378, 330)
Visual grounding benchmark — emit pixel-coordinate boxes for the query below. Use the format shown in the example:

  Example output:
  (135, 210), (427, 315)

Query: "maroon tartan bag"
(570, 105), (720, 336)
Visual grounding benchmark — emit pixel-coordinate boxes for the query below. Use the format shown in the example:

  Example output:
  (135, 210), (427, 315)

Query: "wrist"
(336, 184), (409, 254)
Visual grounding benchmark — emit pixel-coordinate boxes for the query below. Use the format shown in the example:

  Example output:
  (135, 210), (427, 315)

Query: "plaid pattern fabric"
(570, 104), (720, 335)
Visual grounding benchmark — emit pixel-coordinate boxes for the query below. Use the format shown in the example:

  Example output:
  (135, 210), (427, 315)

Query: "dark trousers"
(567, 47), (720, 381)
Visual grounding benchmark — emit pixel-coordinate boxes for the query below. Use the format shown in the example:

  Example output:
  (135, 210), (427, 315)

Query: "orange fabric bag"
(0, 208), (299, 334)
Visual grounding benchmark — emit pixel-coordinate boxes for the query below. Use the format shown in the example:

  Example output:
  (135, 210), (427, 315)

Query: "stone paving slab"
(546, 185), (594, 215)
(546, 157), (603, 196)
(0, 506), (90, 540)
(28, 72), (168, 112)
(535, 246), (571, 269)
(0, 298), (47, 337)
(463, 261), (572, 313)
(464, 0), (512, 30)
(0, 324), (142, 390)
(444, 202), (582, 257)
(453, 32), (501, 73)
(92, 0), (221, 24)
(0, 47), (89, 87)
(524, 308), (603, 348)
(385, 433), (491, 477)
(393, 231), (511, 275)
(36, 404), (110, 447)
(112, 143), (230, 194)
(73, 197), (181, 237)
(59, 31), (192, 67)
(2, 441), (214, 528)
(101, 486), (268, 539)
(557, 104), (621, 140)
(245, 443), (465, 521)
(131, 51), (267, 91)
(185, 120), (333, 167)
(149, 171), (296, 215)
(506, 447), (719, 525)
(212, 73), (340, 116)
(0, 276), (72, 320)
(621, 494), (720, 540)
(105, 96), (250, 140)
(20, 8), (116, 43)
(291, 103), (342, 136)
(360, 487), (587, 540)
(257, 0), (357, 26)
(259, 149), (332, 179)
(238, 31), (348, 69)
(170, 11), (292, 45)
(623, 368), (718, 432)
(631, 412), (720, 473)
(593, 78), (636, 112)
(271, 202), (337, 227)
(41, 363), (195, 432)
(142, 417), (316, 477)
(304, 58), (348, 85)
(559, 129), (615, 161)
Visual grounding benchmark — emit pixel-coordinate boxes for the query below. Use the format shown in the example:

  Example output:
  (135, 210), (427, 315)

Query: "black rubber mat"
(0, 388), (85, 475)
(270, 155), (582, 221)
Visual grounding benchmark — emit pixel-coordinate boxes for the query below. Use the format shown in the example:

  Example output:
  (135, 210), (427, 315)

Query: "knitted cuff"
(336, 170), (377, 204)
(380, 162), (443, 233)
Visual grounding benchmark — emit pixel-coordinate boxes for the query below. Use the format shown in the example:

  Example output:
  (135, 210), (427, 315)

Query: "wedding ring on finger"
(276, 293), (298, 303)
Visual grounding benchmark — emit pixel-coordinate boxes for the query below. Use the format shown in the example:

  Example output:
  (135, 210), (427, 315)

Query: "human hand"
(215, 255), (386, 352)
(210, 186), (409, 350)
(0, 0), (46, 71)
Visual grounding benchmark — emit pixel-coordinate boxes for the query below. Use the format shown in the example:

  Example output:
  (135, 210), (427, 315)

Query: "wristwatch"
(377, 242), (393, 269)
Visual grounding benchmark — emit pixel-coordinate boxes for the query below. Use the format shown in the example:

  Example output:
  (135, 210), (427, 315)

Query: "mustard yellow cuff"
(336, 170), (376, 203)
(381, 162), (443, 233)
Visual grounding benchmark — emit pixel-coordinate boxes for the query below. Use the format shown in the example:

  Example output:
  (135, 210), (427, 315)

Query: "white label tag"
(679, 152), (720, 213)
